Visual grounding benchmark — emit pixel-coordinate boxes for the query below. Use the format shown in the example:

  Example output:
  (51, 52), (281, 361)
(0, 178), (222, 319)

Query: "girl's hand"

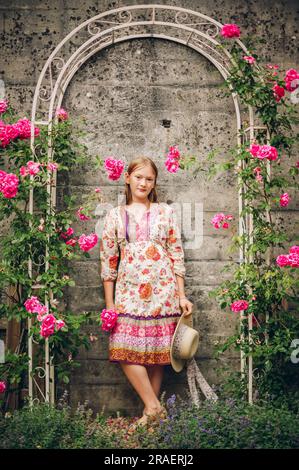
(106, 303), (116, 311)
(179, 297), (193, 316)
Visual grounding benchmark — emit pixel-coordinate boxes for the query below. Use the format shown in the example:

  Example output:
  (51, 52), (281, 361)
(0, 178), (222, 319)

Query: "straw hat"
(170, 313), (199, 373)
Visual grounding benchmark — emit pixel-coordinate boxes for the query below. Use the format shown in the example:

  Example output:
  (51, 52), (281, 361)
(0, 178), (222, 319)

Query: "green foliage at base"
(1, 393), (298, 449)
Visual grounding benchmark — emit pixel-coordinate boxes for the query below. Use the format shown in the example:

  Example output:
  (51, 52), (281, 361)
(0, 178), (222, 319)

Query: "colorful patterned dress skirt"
(99, 202), (186, 366)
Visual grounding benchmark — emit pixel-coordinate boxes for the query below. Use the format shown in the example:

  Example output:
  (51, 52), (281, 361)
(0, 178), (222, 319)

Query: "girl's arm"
(165, 207), (193, 315)
(176, 274), (186, 299)
(177, 273), (193, 315)
(103, 280), (115, 309)
(100, 208), (119, 309)
(165, 206), (186, 279)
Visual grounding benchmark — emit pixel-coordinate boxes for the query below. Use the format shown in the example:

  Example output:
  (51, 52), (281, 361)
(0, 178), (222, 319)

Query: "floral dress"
(99, 202), (186, 366)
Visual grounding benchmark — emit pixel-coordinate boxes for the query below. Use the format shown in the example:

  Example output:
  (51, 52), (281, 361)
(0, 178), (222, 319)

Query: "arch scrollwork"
(29, 4), (254, 406)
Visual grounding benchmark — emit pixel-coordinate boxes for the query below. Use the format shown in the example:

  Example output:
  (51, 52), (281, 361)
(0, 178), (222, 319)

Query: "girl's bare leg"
(147, 365), (164, 397)
(143, 365), (164, 415)
(119, 363), (163, 415)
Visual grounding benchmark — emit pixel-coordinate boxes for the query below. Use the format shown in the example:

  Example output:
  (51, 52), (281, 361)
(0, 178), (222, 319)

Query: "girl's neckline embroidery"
(122, 203), (159, 243)
(124, 202), (157, 225)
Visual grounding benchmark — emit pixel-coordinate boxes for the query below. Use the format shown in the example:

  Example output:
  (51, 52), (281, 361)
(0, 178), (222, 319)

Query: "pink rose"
(13, 118), (40, 139)
(272, 83), (285, 102)
(288, 253), (299, 267)
(66, 238), (77, 246)
(55, 319), (65, 330)
(55, 108), (68, 121)
(0, 170), (6, 187)
(280, 192), (290, 207)
(230, 300), (249, 312)
(211, 212), (234, 229)
(276, 248), (299, 268)
(0, 172), (19, 198)
(104, 157), (125, 181)
(24, 296), (42, 313)
(249, 144), (278, 161)
(5, 124), (19, 141)
(78, 233), (98, 252)
(47, 162), (59, 172)
(243, 56), (255, 64)
(165, 145), (181, 173)
(24, 296), (49, 320)
(258, 145), (278, 161)
(27, 161), (41, 175)
(37, 305), (49, 322)
(221, 24), (241, 38)
(253, 167), (263, 182)
(20, 166), (29, 177)
(19, 161), (41, 177)
(284, 69), (299, 92)
(0, 381), (6, 393)
(249, 144), (260, 157)
(167, 145), (181, 160)
(104, 157), (116, 172)
(100, 308), (118, 332)
(0, 126), (11, 147)
(211, 213), (225, 229)
(0, 100), (8, 114)
(76, 207), (90, 221)
(95, 187), (101, 193)
(40, 314), (56, 338)
(165, 158), (179, 173)
(40, 326), (54, 338)
(60, 227), (74, 239)
(276, 255), (290, 267)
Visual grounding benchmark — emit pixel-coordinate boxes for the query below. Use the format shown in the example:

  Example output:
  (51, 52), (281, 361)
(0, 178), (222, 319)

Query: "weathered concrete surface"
(0, 0), (298, 415)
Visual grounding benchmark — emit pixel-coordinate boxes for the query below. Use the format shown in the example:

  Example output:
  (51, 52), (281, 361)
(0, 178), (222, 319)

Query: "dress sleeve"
(165, 206), (186, 278)
(99, 208), (119, 281)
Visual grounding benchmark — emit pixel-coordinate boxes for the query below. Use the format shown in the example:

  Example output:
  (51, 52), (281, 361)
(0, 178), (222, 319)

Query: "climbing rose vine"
(0, 103), (105, 408)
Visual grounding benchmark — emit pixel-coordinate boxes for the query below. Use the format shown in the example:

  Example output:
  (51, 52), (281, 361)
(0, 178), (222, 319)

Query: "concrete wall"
(0, 0), (298, 416)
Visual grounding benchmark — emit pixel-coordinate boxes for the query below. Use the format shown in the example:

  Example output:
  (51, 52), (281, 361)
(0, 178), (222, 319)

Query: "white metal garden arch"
(28, 4), (271, 407)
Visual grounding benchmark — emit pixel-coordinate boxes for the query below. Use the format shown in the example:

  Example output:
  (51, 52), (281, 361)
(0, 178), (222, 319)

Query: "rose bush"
(0, 103), (104, 412)
(171, 27), (299, 403)
(202, 29), (299, 402)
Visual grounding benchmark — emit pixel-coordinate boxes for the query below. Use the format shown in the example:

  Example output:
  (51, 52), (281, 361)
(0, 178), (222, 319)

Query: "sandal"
(146, 406), (167, 424)
(127, 415), (148, 434)
(127, 406), (167, 434)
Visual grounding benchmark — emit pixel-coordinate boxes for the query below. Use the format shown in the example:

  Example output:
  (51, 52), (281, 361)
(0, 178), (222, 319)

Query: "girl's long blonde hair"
(124, 156), (159, 205)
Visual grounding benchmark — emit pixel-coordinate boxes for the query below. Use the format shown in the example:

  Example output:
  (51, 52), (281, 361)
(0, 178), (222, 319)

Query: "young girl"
(99, 156), (193, 427)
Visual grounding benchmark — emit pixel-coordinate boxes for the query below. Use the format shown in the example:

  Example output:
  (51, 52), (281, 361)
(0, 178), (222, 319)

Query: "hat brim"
(170, 313), (194, 373)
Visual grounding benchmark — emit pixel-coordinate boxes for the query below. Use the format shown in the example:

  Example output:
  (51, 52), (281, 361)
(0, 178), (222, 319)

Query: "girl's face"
(125, 165), (156, 200)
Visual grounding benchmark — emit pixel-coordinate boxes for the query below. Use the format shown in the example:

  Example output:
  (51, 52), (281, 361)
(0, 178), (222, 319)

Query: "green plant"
(0, 391), (125, 449)
(0, 106), (104, 411)
(139, 395), (299, 449)
(201, 39), (299, 401)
